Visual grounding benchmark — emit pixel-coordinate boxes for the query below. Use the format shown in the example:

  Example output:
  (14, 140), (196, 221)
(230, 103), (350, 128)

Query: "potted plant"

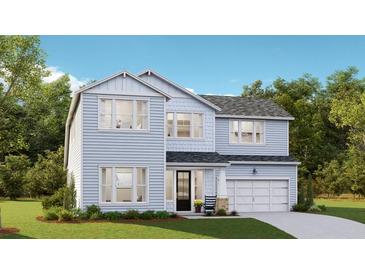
(194, 199), (203, 213)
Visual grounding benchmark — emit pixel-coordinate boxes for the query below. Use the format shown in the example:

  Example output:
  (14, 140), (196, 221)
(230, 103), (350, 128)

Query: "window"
(166, 113), (174, 137)
(193, 114), (203, 138)
(176, 113), (191, 137)
(100, 99), (112, 128)
(166, 112), (204, 138)
(194, 170), (204, 200)
(230, 120), (265, 144)
(99, 98), (148, 130)
(166, 170), (174, 200)
(101, 166), (148, 203)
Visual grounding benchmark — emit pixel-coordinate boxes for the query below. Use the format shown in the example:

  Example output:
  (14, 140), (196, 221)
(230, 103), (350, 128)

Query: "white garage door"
(227, 179), (289, 212)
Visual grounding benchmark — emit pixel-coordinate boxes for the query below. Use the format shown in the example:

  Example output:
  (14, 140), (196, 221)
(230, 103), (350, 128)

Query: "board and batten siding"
(82, 92), (166, 212)
(67, 100), (82, 207)
(225, 164), (297, 208)
(215, 118), (289, 156)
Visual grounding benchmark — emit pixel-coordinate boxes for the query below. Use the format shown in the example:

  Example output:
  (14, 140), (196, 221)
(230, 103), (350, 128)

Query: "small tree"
(63, 176), (76, 210)
(0, 155), (30, 200)
(306, 174), (314, 207)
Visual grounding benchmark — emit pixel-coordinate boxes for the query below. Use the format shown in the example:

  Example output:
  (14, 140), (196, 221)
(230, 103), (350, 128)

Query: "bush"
(169, 212), (178, 218)
(58, 209), (75, 221)
(43, 207), (61, 221)
(317, 204), (327, 212)
(230, 210), (238, 216)
(308, 205), (322, 213)
(63, 177), (76, 210)
(205, 211), (213, 216)
(140, 210), (156, 220)
(124, 210), (140, 219)
(103, 211), (123, 221)
(42, 188), (65, 209)
(292, 203), (310, 212)
(72, 208), (88, 220)
(89, 212), (102, 220)
(216, 208), (227, 216)
(194, 199), (203, 207)
(86, 204), (102, 218)
(155, 211), (170, 219)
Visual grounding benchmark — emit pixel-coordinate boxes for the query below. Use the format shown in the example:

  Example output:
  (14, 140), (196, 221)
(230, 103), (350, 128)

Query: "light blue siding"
(82, 93), (166, 212)
(225, 164), (297, 208)
(215, 118), (289, 156)
(204, 169), (215, 196)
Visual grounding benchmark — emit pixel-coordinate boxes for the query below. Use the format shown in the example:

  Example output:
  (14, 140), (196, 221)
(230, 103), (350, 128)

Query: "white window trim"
(99, 165), (149, 205)
(229, 119), (266, 146)
(166, 111), (205, 140)
(97, 96), (150, 132)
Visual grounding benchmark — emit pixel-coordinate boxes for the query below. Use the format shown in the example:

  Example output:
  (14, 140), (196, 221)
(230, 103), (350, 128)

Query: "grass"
(0, 200), (294, 239)
(315, 198), (365, 224)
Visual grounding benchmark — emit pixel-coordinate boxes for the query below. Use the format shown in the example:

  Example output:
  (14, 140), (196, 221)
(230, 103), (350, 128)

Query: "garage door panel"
(227, 188), (235, 196)
(271, 196), (288, 203)
(271, 180), (288, 187)
(252, 204), (270, 212)
(237, 181), (252, 187)
(253, 188), (270, 195)
(253, 196), (270, 203)
(227, 181), (235, 188)
(253, 181), (270, 188)
(236, 188), (252, 195)
(236, 204), (253, 212)
(271, 204), (288, 211)
(236, 196), (253, 203)
(271, 188), (288, 196)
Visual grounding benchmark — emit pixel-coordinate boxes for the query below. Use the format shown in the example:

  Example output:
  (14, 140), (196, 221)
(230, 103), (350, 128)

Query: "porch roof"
(166, 151), (229, 164)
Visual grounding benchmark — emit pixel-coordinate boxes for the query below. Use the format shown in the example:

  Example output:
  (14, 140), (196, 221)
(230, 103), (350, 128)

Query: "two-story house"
(64, 70), (299, 213)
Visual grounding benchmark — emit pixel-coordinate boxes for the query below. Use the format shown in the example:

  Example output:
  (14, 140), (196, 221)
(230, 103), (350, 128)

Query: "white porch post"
(217, 168), (227, 198)
(216, 168), (229, 212)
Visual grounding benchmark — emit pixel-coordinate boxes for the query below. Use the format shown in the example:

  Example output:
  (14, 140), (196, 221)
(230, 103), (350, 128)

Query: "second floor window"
(230, 120), (264, 144)
(99, 98), (149, 130)
(166, 112), (204, 138)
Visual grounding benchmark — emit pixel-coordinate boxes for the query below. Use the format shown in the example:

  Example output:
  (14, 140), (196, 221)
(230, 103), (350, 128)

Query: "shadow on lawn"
(0, 233), (34, 239)
(127, 218), (293, 239)
(322, 206), (365, 224)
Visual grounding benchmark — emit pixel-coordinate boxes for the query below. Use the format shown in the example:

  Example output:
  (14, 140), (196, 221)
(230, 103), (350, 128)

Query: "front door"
(176, 171), (191, 211)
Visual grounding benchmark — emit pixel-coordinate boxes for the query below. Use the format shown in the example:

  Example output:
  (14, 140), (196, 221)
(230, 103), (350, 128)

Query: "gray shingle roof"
(166, 151), (298, 164)
(200, 95), (293, 118)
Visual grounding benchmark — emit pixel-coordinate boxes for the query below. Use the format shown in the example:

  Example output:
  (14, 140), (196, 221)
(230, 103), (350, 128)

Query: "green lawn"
(0, 200), (293, 239)
(315, 198), (365, 224)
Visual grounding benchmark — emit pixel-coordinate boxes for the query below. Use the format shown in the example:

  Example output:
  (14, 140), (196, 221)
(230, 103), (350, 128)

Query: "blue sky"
(40, 36), (365, 95)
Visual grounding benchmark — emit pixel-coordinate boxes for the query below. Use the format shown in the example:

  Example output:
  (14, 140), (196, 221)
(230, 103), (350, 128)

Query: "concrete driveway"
(239, 212), (365, 239)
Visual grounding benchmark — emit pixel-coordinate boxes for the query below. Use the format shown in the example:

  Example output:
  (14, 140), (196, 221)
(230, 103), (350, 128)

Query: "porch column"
(216, 168), (229, 212)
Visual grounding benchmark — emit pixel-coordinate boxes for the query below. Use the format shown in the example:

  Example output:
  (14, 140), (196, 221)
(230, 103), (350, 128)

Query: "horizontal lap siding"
(82, 93), (165, 211)
(215, 118), (288, 155)
(68, 104), (82, 207)
(204, 169), (215, 196)
(226, 164), (297, 208)
(166, 98), (215, 152)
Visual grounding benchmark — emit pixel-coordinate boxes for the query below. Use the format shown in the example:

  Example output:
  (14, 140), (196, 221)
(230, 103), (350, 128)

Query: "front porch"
(166, 151), (231, 213)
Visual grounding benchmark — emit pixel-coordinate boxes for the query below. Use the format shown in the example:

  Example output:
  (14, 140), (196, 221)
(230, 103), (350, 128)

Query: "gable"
(84, 73), (168, 98)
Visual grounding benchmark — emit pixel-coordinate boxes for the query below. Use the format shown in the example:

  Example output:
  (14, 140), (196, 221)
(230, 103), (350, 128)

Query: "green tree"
(0, 155), (30, 199)
(0, 35), (47, 96)
(24, 147), (66, 197)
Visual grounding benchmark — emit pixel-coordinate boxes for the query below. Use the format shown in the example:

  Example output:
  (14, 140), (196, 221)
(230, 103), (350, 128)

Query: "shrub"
(58, 209), (75, 221)
(103, 211), (123, 221)
(140, 210), (156, 220)
(292, 203), (310, 212)
(205, 211), (213, 216)
(63, 177), (76, 210)
(86, 204), (102, 218)
(72, 208), (88, 220)
(308, 205), (322, 213)
(89, 212), (102, 220)
(216, 208), (227, 216)
(169, 212), (178, 218)
(317, 204), (327, 212)
(155, 211), (170, 219)
(124, 210), (140, 219)
(42, 188), (65, 209)
(194, 199), (203, 207)
(43, 207), (61, 221)
(230, 210), (238, 216)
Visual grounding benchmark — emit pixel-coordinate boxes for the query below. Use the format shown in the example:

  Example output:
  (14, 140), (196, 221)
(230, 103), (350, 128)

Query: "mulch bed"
(36, 215), (186, 224)
(0, 227), (20, 234)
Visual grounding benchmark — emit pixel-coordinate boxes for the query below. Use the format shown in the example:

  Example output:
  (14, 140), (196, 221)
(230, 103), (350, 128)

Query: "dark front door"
(176, 171), (191, 211)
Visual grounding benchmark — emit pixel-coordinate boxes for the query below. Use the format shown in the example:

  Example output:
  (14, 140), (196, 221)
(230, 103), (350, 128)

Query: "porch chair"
(204, 195), (217, 214)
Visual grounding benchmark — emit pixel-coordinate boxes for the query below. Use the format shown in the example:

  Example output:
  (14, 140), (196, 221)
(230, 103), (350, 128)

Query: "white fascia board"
(216, 114), (295, 121)
(166, 162), (230, 167)
(229, 161), (301, 165)
(138, 70), (221, 111)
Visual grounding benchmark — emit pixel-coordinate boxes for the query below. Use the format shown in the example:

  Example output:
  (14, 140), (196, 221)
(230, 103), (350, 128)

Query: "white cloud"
(186, 87), (195, 93)
(43, 66), (88, 92)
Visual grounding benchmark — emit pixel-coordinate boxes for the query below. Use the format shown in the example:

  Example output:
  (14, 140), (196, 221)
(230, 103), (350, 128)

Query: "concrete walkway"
(239, 212), (365, 239)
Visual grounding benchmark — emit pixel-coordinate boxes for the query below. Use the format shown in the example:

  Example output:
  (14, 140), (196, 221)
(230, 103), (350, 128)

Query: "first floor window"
(230, 120), (265, 144)
(166, 170), (174, 200)
(194, 170), (204, 200)
(101, 166), (148, 203)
